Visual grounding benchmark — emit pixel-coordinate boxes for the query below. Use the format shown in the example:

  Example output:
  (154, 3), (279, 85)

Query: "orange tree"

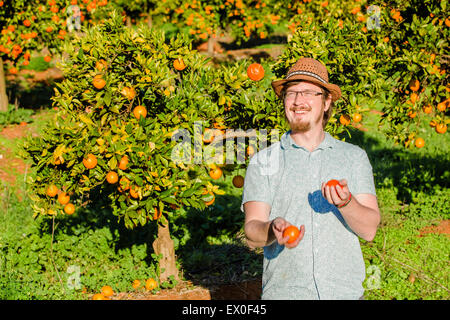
(150, 0), (288, 52)
(20, 12), (287, 282)
(370, 0), (449, 147)
(273, 15), (379, 137)
(281, 0), (448, 146)
(0, 0), (111, 111)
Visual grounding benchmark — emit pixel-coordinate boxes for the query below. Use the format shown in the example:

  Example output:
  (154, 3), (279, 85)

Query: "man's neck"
(289, 128), (325, 152)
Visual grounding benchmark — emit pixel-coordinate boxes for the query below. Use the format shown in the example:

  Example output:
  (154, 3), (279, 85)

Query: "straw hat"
(271, 57), (341, 102)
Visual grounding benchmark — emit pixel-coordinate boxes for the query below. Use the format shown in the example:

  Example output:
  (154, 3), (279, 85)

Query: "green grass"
(342, 104), (450, 300)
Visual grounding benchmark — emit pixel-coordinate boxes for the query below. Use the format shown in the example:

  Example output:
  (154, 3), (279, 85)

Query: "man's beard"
(285, 102), (324, 132)
(285, 106), (312, 133)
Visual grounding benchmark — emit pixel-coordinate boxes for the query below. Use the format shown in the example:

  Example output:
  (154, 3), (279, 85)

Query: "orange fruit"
(92, 293), (107, 300)
(352, 113), (362, 123)
(339, 114), (351, 126)
(95, 59), (107, 71)
(437, 102), (447, 112)
(133, 105), (147, 119)
(129, 186), (139, 199)
(410, 93), (418, 104)
(209, 167), (223, 180)
(118, 177), (131, 192)
(202, 128), (214, 143)
(173, 58), (186, 71)
(101, 285), (114, 297)
(46, 184), (58, 197)
(247, 145), (255, 156)
(326, 179), (343, 189)
(64, 203), (75, 215)
(414, 137), (425, 148)
(118, 155), (129, 170)
(83, 153), (97, 169)
(153, 207), (162, 220)
(58, 192), (70, 205)
(23, 19), (31, 27)
(145, 278), (158, 291)
(247, 63), (265, 81)
(409, 79), (420, 92)
(121, 86), (136, 100)
(93, 75), (106, 90)
(423, 105), (433, 114)
(203, 191), (215, 206)
(429, 119), (437, 127)
(282, 225), (300, 244)
(106, 171), (118, 184)
(407, 110), (417, 118)
(132, 280), (141, 289)
(435, 123), (447, 134)
(232, 175), (245, 188)
(44, 55), (52, 63)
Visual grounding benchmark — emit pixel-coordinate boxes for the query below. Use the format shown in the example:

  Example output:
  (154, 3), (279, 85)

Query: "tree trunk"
(207, 36), (215, 56)
(0, 57), (8, 112)
(147, 12), (153, 28)
(152, 219), (179, 283)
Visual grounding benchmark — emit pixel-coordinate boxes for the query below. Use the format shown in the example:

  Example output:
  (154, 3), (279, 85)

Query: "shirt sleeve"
(240, 153), (273, 212)
(350, 148), (377, 196)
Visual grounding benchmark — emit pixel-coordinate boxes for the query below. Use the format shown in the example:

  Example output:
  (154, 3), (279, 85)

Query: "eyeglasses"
(284, 90), (323, 101)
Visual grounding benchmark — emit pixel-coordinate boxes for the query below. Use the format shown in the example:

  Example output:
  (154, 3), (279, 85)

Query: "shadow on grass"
(6, 74), (60, 110)
(34, 187), (262, 297)
(341, 127), (449, 203)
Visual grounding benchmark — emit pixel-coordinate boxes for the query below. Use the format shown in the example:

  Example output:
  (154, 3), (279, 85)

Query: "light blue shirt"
(241, 130), (376, 300)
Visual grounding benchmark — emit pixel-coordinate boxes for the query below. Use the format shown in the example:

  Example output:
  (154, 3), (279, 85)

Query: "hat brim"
(271, 75), (341, 102)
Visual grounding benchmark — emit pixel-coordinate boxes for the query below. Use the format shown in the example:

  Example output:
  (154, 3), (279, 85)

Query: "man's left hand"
(321, 179), (351, 208)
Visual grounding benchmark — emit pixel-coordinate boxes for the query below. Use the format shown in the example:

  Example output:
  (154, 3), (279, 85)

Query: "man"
(242, 57), (380, 300)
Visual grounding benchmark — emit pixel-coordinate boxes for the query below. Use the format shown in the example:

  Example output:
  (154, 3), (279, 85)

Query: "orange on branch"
(173, 58), (186, 71)
(64, 203), (75, 215)
(414, 137), (425, 148)
(209, 167), (223, 180)
(93, 75), (106, 90)
(58, 192), (70, 205)
(247, 63), (265, 81)
(133, 105), (147, 119)
(83, 153), (97, 169)
(106, 171), (118, 184)
(435, 123), (447, 134)
(46, 184), (58, 197)
(118, 155), (129, 170)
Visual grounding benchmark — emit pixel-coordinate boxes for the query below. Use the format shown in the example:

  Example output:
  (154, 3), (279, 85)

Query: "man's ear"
(324, 95), (332, 112)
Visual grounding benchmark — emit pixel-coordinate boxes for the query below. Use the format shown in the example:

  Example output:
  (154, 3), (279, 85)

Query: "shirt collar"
(280, 130), (336, 151)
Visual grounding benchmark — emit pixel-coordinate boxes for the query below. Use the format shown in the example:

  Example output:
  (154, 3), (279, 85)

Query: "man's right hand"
(270, 217), (305, 249)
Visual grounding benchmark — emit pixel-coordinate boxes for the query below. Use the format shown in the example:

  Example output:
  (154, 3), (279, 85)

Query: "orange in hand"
(283, 225), (300, 244)
(326, 179), (343, 189)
